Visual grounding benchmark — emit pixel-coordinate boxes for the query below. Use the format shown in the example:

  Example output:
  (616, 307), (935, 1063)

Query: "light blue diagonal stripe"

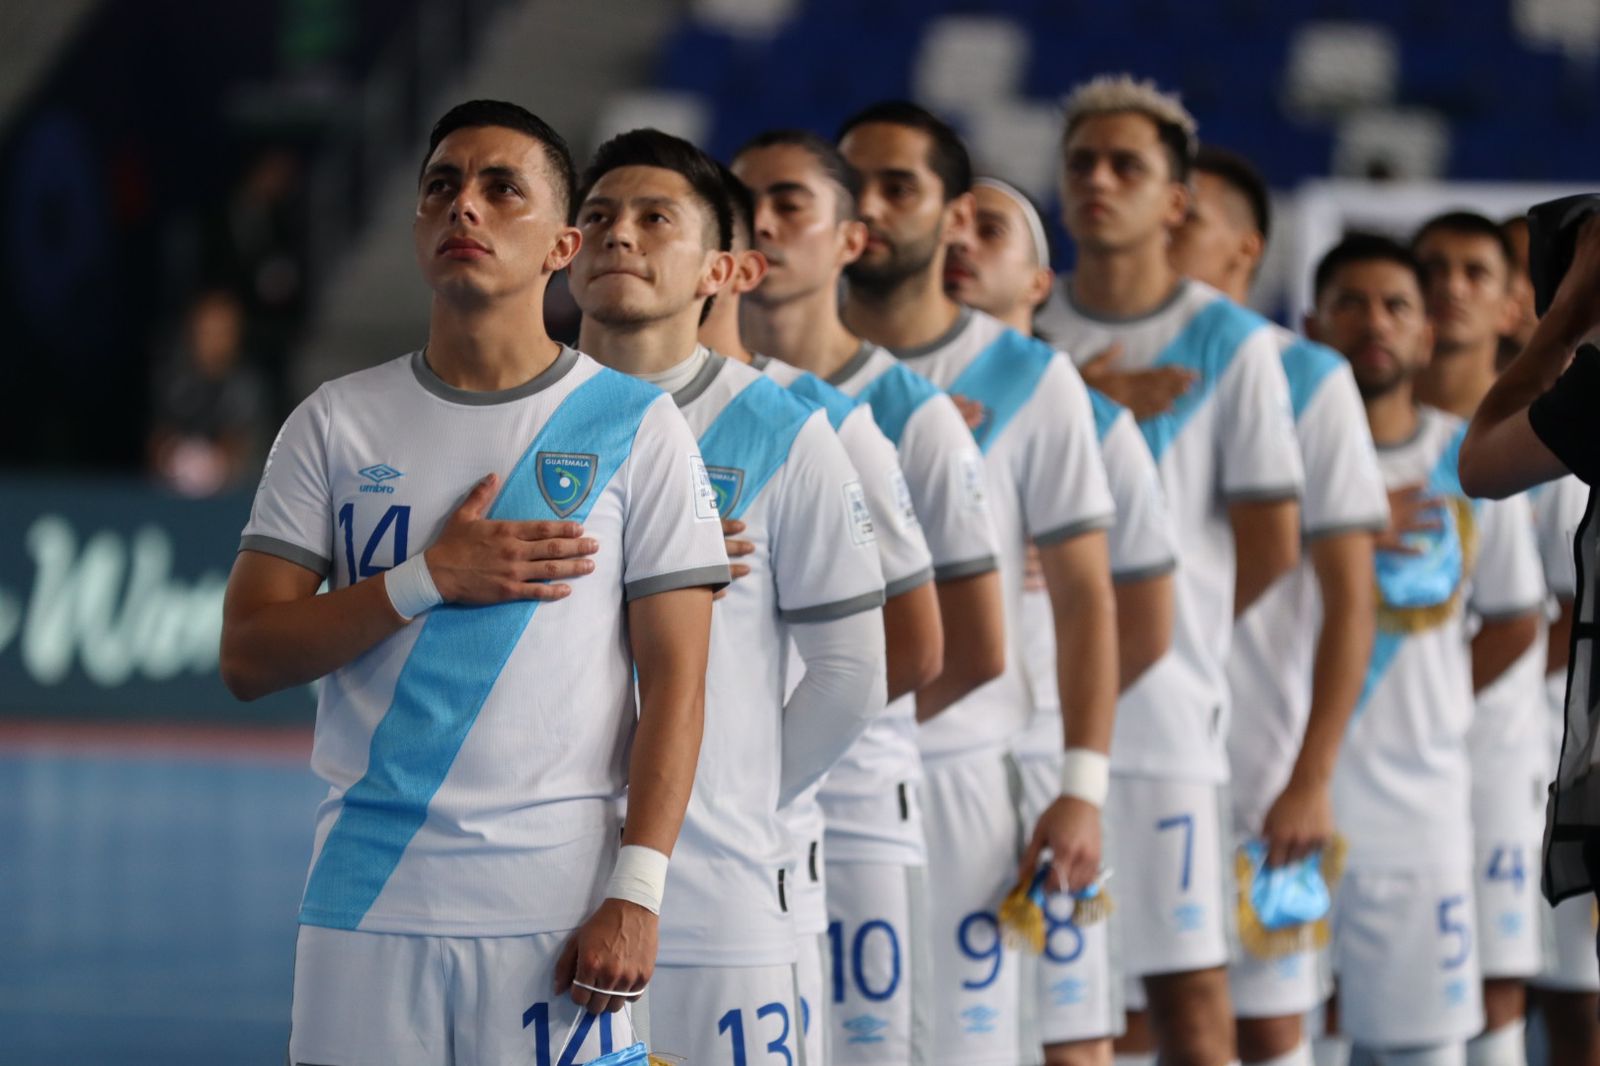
(298, 368), (661, 930)
(1138, 298), (1263, 462)
(697, 375), (815, 521)
(785, 372), (857, 431)
(1281, 337), (1344, 421)
(947, 329), (1053, 455)
(1087, 387), (1124, 443)
(858, 363), (940, 446)
(1356, 424), (1473, 719)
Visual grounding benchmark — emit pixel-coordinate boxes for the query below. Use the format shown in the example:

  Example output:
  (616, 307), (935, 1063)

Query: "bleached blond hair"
(1060, 74), (1199, 180)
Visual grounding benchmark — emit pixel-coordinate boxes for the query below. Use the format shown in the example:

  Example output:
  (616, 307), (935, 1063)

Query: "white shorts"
(289, 925), (643, 1066)
(1472, 837), (1543, 978)
(797, 931), (830, 1066)
(825, 860), (933, 1066)
(1105, 774), (1233, 979)
(1014, 754), (1124, 1045)
(649, 962), (802, 1066)
(1533, 892), (1600, 992)
(922, 752), (1025, 1066)
(1330, 863), (1484, 1048)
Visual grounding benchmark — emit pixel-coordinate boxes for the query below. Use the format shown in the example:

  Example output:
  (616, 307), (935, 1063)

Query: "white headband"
(974, 177), (1049, 268)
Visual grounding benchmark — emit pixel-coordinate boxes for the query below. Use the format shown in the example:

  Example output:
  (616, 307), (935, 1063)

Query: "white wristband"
(384, 553), (443, 620)
(1060, 748), (1110, 808)
(604, 844), (670, 915)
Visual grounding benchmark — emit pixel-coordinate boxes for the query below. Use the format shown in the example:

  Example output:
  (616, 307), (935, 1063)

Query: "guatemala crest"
(536, 452), (598, 518)
(705, 466), (744, 517)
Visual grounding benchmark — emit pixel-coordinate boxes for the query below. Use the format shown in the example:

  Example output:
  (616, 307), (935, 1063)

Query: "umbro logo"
(358, 464), (403, 494)
(843, 1014), (888, 1044)
(1049, 977), (1086, 1006)
(961, 1005), (999, 1034)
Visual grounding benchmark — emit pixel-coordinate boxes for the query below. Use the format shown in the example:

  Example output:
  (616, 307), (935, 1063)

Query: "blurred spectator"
(147, 289), (269, 496)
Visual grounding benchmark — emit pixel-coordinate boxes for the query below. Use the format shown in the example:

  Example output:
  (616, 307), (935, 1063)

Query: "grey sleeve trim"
(1476, 601), (1546, 624)
(780, 587), (887, 624)
(1304, 517), (1389, 542)
(238, 534), (331, 577)
(884, 566), (935, 600)
(1224, 484), (1303, 504)
(933, 555), (1000, 582)
(624, 564), (731, 601)
(1111, 559), (1177, 585)
(1032, 512), (1116, 547)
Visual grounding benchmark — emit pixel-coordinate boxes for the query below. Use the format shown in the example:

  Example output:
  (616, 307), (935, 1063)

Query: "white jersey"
(660, 354), (885, 967)
(1335, 407), (1544, 869)
(825, 341), (1000, 582)
(239, 348), (730, 936)
(756, 354), (935, 866)
(1039, 279), (1305, 783)
(891, 308), (1116, 759)
(1015, 386), (1178, 760)
(1227, 330), (1389, 828)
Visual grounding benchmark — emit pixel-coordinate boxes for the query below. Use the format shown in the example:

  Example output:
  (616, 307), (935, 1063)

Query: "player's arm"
(1471, 612), (1541, 692)
(781, 609), (889, 806)
(915, 571), (1005, 721)
(1020, 528), (1117, 893)
(555, 586), (714, 1016)
(223, 472), (598, 701)
(1230, 497), (1301, 617)
(1115, 572), (1173, 690)
(1261, 528), (1377, 865)
(886, 581), (942, 701)
(1461, 214), (1600, 499)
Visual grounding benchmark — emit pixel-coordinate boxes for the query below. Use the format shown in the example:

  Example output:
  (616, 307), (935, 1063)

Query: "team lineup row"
(218, 74), (1595, 1066)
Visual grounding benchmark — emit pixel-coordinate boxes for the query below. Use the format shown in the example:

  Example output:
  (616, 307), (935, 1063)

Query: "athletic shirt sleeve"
(1530, 345), (1600, 485)
(897, 392), (1001, 580)
(1537, 476), (1588, 599)
(1297, 364), (1390, 537)
(1218, 327), (1305, 501)
(1469, 492), (1545, 621)
(1100, 406), (1178, 581)
(771, 412), (887, 622)
(239, 386), (335, 578)
(1021, 356), (1115, 544)
(838, 405), (934, 599)
(620, 397), (732, 600)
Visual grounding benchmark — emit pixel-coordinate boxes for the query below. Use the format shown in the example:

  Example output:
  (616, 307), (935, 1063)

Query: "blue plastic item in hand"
(1243, 839), (1332, 931)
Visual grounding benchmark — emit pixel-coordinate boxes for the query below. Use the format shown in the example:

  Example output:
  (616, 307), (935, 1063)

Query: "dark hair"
(1313, 232), (1424, 301)
(734, 128), (863, 218)
(1412, 210), (1516, 271)
(575, 128), (733, 251)
(835, 100), (972, 201)
(717, 161), (755, 249)
(1193, 145), (1271, 242)
(422, 100), (576, 217)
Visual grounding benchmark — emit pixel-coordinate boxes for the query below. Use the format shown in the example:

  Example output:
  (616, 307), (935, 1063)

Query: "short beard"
(1354, 366), (1408, 400)
(844, 225), (942, 297)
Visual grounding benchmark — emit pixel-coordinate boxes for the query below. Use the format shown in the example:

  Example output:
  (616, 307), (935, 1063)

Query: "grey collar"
(827, 340), (877, 388)
(1062, 276), (1191, 326)
(411, 345), (579, 405)
(672, 351), (727, 408)
(750, 352), (772, 371)
(889, 306), (972, 361)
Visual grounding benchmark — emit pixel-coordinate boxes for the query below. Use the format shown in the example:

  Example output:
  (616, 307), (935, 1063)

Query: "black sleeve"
(1530, 345), (1600, 486)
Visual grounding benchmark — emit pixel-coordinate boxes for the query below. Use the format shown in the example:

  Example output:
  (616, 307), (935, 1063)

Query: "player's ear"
(944, 191), (977, 244)
(1241, 230), (1265, 279)
(1165, 181), (1193, 231)
(735, 249), (769, 295)
(546, 226), (582, 273)
(1026, 266), (1056, 311)
(698, 249), (738, 298)
(838, 219), (869, 267)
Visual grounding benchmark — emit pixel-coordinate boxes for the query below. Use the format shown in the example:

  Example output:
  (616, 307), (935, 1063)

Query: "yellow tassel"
(1071, 890), (1114, 927)
(649, 1054), (683, 1066)
(998, 877), (1047, 953)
